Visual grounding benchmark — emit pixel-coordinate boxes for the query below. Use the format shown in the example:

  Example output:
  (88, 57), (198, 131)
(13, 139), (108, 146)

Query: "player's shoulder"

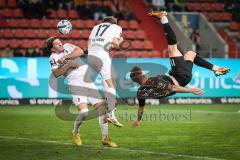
(49, 53), (58, 59)
(63, 43), (77, 51)
(112, 24), (122, 30)
(63, 43), (75, 48)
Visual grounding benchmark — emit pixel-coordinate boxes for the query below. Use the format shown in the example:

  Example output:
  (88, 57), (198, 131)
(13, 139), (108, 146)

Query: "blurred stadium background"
(0, 0), (240, 160)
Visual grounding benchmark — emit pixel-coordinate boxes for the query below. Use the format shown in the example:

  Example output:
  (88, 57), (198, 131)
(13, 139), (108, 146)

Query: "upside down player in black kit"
(130, 11), (230, 128)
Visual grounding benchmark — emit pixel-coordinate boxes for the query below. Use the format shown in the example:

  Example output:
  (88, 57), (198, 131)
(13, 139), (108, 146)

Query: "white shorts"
(88, 53), (112, 81)
(69, 80), (102, 106)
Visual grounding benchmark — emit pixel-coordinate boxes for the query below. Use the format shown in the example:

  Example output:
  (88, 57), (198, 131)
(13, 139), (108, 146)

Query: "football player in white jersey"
(88, 16), (124, 127)
(47, 37), (117, 147)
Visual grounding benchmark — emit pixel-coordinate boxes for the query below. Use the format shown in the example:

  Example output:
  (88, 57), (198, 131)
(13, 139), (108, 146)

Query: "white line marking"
(0, 135), (224, 160)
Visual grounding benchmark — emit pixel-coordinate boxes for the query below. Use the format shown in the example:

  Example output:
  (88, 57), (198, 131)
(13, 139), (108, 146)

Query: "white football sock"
(105, 87), (117, 114)
(73, 108), (88, 133)
(161, 16), (168, 24)
(99, 115), (108, 140)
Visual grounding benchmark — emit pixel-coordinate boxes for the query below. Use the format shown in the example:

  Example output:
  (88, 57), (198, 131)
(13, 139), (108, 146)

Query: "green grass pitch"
(0, 104), (240, 160)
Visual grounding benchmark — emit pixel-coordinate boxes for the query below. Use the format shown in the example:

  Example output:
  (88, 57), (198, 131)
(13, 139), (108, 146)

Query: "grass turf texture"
(0, 105), (239, 160)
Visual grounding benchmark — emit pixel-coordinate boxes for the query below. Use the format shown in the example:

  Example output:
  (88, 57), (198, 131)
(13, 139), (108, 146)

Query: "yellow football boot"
(72, 131), (82, 146)
(148, 11), (167, 20)
(214, 67), (230, 76)
(102, 137), (117, 148)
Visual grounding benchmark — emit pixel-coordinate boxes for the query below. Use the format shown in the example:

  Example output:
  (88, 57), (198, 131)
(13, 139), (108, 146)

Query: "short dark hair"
(103, 16), (117, 24)
(45, 36), (59, 52)
(130, 66), (144, 84)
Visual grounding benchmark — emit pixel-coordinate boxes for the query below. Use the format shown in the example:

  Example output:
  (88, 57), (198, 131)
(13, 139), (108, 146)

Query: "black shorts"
(168, 56), (193, 87)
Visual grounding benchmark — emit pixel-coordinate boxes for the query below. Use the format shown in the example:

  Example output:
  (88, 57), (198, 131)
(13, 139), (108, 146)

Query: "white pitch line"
(0, 135), (224, 160)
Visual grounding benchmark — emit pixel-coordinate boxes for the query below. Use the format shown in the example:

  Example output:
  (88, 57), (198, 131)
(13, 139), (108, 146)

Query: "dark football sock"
(162, 23), (177, 45)
(194, 54), (214, 70)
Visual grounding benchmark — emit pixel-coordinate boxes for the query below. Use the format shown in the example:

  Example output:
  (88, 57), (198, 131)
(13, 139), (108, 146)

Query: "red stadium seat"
(201, 3), (212, 11)
(19, 19), (30, 28)
(129, 51), (139, 57)
(85, 20), (95, 29)
(0, 19), (8, 28)
(13, 9), (24, 18)
(79, 40), (88, 49)
(15, 29), (25, 38)
(228, 43), (237, 58)
(0, 39), (8, 48)
(73, 20), (85, 29)
(3, 29), (14, 38)
(129, 20), (139, 30)
(7, 0), (17, 8)
(125, 30), (135, 40)
(133, 41), (143, 50)
(186, 3), (195, 12)
(68, 10), (78, 19)
(0, 0), (6, 8)
(38, 29), (48, 39)
(71, 30), (80, 39)
(57, 9), (67, 19)
(32, 39), (44, 48)
(95, 20), (101, 25)
(194, 3), (202, 11)
(10, 39), (20, 48)
(48, 29), (58, 37)
(230, 22), (239, 31)
(41, 19), (52, 28)
(152, 51), (161, 57)
(136, 30), (146, 40)
(119, 20), (128, 30)
(30, 19), (41, 28)
(143, 40), (154, 50)
(49, 9), (57, 18)
(81, 30), (90, 39)
(52, 19), (61, 28)
(222, 12), (232, 21)
(21, 40), (32, 48)
(1, 9), (13, 18)
(25, 29), (37, 38)
(213, 3), (224, 11)
(7, 19), (18, 28)
(140, 51), (151, 58)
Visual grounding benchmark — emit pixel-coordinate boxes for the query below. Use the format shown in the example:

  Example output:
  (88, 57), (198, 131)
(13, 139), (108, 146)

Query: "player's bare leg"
(148, 11), (182, 58)
(148, 11), (230, 76)
(104, 79), (123, 128)
(72, 103), (88, 146)
(184, 51), (230, 76)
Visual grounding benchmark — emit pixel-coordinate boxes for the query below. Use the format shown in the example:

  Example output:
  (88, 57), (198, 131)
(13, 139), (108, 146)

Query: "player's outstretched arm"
(171, 85), (204, 95)
(112, 37), (124, 48)
(52, 62), (79, 77)
(132, 105), (145, 128)
(58, 46), (84, 64)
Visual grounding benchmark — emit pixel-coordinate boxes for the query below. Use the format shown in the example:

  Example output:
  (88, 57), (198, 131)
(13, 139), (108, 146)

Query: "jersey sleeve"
(63, 43), (77, 54)
(49, 54), (59, 70)
(138, 98), (145, 106)
(113, 25), (122, 39)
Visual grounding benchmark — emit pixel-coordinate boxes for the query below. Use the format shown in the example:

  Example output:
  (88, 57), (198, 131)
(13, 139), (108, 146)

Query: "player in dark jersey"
(130, 11), (230, 128)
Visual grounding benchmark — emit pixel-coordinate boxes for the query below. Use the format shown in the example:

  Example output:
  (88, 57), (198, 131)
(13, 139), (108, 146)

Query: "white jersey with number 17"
(88, 22), (122, 57)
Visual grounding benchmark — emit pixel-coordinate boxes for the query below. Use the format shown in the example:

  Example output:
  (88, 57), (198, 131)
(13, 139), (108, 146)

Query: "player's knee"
(168, 45), (178, 54)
